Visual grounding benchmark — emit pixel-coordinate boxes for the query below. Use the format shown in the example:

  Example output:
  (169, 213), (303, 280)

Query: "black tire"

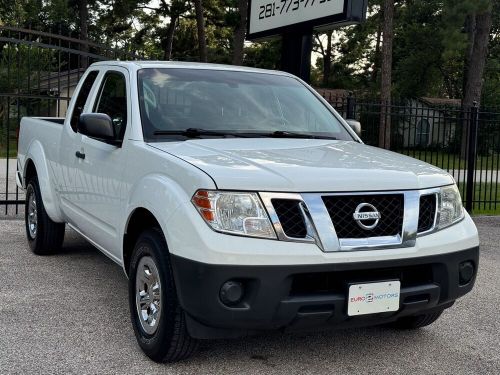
(128, 228), (198, 362)
(389, 309), (444, 329)
(25, 176), (65, 255)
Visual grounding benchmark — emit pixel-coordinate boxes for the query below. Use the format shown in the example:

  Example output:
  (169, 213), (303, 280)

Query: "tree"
(462, 4), (493, 108)
(1, 0), (497, 104)
(232, 0), (248, 65)
(163, 14), (178, 60)
(77, 0), (89, 42)
(162, 0), (189, 60)
(313, 30), (333, 86)
(372, 18), (382, 83)
(379, 0), (394, 149)
(458, 1), (493, 157)
(482, 0), (500, 108)
(76, 0), (89, 67)
(193, 0), (208, 62)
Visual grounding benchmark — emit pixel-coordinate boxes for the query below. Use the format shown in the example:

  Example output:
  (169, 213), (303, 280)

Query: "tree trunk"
(232, 0), (248, 65)
(460, 6), (493, 158)
(372, 20), (382, 83)
(463, 11), (492, 107)
(462, 14), (477, 99)
(322, 30), (332, 86)
(378, 0), (394, 149)
(163, 16), (178, 61)
(193, 0), (208, 62)
(77, 0), (89, 68)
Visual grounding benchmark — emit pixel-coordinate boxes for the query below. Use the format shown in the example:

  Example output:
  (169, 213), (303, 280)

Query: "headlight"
(438, 185), (464, 229)
(192, 190), (276, 239)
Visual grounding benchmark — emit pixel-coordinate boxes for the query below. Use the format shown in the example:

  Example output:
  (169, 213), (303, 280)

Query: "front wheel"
(25, 176), (65, 255)
(128, 228), (198, 362)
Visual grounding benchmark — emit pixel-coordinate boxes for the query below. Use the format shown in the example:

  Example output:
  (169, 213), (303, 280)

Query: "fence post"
(465, 102), (479, 213)
(346, 91), (356, 119)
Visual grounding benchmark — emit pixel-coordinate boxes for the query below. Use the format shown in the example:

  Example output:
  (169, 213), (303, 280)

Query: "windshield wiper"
(267, 131), (337, 140)
(153, 128), (337, 140)
(153, 128), (250, 138)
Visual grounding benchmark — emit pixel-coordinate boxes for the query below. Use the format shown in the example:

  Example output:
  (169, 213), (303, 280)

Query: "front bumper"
(171, 246), (479, 339)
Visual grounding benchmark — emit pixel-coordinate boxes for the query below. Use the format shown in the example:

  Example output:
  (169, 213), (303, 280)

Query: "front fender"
(123, 173), (212, 254)
(25, 140), (64, 222)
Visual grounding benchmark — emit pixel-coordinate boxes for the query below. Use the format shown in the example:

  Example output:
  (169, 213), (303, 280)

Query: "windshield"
(137, 68), (354, 141)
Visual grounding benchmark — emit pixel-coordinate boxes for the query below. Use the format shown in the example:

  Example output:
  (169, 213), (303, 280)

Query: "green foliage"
(311, 0), (497, 105)
(0, 0), (497, 104)
(0, 44), (55, 151)
(243, 40), (281, 70)
(0, 44), (57, 98)
(392, 1), (451, 97)
(482, 0), (500, 108)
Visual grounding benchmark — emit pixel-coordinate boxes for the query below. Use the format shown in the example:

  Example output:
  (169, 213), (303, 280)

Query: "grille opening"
(290, 265), (433, 297)
(418, 194), (437, 233)
(403, 294), (430, 304)
(271, 199), (307, 238)
(298, 305), (335, 314)
(322, 194), (404, 239)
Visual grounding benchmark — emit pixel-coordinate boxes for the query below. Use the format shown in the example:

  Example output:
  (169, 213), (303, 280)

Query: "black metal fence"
(322, 92), (500, 214)
(0, 26), (139, 215)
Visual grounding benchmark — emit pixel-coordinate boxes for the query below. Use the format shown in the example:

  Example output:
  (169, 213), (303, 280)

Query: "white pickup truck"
(17, 61), (479, 362)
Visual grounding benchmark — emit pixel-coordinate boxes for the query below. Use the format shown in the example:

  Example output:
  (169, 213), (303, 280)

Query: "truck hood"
(149, 139), (454, 192)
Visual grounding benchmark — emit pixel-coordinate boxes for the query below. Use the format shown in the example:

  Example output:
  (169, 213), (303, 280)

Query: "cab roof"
(90, 60), (292, 77)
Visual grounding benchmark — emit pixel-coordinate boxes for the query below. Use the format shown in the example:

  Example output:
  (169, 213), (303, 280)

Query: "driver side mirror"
(346, 119), (362, 137)
(79, 113), (121, 146)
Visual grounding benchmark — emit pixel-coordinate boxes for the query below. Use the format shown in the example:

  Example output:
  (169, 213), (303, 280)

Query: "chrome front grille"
(261, 188), (441, 252)
(322, 194), (404, 239)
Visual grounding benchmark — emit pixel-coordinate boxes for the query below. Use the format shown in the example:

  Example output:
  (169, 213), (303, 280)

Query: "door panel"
(67, 68), (130, 258)
(71, 135), (126, 254)
(58, 70), (100, 223)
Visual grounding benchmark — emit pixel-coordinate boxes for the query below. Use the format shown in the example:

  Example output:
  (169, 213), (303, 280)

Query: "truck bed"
(17, 117), (66, 190)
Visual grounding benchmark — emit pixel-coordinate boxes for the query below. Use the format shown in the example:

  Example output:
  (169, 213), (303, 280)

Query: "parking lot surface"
(1, 217), (499, 374)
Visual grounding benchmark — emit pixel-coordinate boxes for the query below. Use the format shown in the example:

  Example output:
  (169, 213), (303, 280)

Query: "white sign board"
(247, 0), (367, 40)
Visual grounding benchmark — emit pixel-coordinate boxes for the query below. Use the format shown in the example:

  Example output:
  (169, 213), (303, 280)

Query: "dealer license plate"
(347, 281), (401, 316)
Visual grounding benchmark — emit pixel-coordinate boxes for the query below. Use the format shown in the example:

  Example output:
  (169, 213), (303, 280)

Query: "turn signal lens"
(192, 195), (212, 209)
(191, 190), (276, 239)
(200, 209), (214, 222)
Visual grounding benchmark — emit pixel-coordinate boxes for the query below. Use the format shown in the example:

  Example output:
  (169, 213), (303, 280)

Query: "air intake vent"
(271, 199), (307, 238)
(418, 194), (437, 233)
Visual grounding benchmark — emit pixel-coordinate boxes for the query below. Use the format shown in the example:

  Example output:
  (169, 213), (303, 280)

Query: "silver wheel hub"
(135, 255), (162, 335)
(27, 187), (38, 239)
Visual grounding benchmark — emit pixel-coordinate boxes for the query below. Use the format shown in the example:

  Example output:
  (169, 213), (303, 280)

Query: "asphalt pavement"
(0, 217), (499, 374)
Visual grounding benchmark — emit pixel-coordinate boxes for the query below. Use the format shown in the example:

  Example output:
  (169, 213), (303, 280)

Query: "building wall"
(399, 99), (457, 148)
(54, 86), (76, 118)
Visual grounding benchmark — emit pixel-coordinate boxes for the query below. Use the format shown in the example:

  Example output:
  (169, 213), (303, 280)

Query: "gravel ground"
(0, 217), (499, 375)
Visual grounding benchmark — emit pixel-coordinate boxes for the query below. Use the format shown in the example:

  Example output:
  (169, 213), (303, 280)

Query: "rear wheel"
(390, 309), (444, 329)
(25, 176), (65, 255)
(128, 228), (198, 362)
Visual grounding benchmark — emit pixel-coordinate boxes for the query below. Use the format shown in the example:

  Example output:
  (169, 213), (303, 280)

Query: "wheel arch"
(24, 158), (37, 184)
(23, 141), (64, 222)
(123, 207), (163, 276)
(122, 172), (197, 275)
